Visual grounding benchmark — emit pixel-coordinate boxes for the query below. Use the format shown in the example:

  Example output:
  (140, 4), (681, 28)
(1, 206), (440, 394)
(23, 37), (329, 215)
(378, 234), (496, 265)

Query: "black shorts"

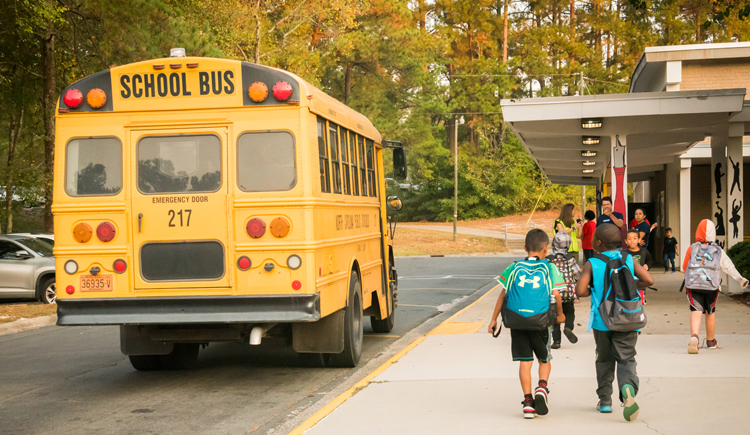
(687, 289), (719, 314)
(510, 328), (552, 362)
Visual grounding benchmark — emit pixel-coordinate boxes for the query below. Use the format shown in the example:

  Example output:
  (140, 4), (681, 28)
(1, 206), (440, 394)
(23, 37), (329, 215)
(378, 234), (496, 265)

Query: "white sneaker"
(688, 335), (699, 354)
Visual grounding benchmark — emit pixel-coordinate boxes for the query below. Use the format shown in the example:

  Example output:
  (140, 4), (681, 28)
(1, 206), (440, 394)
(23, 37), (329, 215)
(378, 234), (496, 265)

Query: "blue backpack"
(593, 254), (647, 332)
(501, 259), (555, 331)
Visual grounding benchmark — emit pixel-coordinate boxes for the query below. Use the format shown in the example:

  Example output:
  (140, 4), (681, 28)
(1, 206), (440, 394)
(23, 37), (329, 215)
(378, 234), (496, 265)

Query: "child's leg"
(611, 331), (639, 401)
(519, 361), (533, 395)
(593, 330), (616, 405)
(552, 321), (562, 344)
(669, 253), (676, 272)
(664, 254), (669, 273)
(705, 313), (716, 341)
(538, 359), (551, 382)
(690, 311), (702, 336)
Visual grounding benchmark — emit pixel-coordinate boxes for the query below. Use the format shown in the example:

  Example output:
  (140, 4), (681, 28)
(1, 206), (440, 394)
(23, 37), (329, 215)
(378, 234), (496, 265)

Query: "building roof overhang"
(501, 88), (747, 186)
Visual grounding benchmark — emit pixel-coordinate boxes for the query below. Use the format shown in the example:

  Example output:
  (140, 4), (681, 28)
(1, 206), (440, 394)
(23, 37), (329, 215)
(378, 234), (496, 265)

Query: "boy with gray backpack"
(576, 224), (654, 422)
(681, 219), (748, 354)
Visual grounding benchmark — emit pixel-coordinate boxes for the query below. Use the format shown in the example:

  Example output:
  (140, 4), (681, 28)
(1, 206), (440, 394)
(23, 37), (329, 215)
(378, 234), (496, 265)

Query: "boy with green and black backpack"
(488, 229), (566, 419)
(546, 231), (581, 349)
(576, 224), (654, 422)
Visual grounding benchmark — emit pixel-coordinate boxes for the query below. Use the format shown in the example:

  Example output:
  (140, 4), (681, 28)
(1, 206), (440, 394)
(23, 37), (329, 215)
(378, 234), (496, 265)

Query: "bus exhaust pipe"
(249, 324), (276, 345)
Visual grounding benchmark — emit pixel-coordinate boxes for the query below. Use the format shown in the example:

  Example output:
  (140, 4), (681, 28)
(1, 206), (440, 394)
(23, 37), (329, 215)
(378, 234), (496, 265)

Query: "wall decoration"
(730, 156), (741, 195)
(730, 198), (742, 239)
(714, 162), (724, 199)
(714, 201), (726, 236)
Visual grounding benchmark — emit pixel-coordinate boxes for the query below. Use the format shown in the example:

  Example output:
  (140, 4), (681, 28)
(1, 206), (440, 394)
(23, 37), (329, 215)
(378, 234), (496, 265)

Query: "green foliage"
(727, 241), (750, 280)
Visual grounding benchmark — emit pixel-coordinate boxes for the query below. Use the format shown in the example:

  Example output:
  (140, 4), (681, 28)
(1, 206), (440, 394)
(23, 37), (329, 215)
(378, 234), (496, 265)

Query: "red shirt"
(582, 220), (596, 250)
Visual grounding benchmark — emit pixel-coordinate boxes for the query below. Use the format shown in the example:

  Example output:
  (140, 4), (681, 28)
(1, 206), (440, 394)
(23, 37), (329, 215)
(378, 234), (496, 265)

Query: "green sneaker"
(622, 384), (639, 421)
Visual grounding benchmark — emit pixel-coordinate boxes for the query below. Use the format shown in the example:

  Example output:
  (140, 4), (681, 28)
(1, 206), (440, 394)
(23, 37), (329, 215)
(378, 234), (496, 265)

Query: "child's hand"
(488, 319), (498, 334)
(556, 314), (566, 324)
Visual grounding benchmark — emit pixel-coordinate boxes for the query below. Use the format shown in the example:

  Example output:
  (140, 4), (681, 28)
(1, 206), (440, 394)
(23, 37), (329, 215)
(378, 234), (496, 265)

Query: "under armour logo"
(518, 275), (541, 288)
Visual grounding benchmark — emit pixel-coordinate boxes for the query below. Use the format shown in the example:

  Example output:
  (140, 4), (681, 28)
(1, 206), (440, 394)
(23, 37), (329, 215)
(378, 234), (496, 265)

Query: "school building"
(502, 42), (750, 292)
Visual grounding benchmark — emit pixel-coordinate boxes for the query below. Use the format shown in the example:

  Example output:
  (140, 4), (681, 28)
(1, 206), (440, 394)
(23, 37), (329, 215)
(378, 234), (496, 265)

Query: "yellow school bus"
(52, 49), (407, 370)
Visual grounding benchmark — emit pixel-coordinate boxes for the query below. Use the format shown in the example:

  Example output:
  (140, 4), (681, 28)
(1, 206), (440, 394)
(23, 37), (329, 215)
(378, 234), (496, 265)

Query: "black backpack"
(593, 254), (647, 332)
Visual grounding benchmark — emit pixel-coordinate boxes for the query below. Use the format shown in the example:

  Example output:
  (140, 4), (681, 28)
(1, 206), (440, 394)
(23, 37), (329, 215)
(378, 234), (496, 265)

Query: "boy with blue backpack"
(488, 229), (566, 419)
(576, 224), (653, 422)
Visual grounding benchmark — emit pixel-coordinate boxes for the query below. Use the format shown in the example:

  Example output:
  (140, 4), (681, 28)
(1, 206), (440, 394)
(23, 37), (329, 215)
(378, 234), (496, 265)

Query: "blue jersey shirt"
(588, 250), (635, 332)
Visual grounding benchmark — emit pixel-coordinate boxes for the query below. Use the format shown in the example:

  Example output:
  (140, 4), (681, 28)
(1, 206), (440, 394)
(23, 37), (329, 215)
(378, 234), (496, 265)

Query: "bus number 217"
(168, 209), (192, 227)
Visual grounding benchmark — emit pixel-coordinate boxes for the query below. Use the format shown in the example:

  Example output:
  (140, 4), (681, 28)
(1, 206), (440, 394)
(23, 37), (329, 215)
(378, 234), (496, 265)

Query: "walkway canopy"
(501, 88), (747, 186)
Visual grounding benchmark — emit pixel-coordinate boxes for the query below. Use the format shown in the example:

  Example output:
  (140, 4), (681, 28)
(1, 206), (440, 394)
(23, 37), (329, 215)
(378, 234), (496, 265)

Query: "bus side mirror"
(386, 195), (403, 212)
(393, 148), (407, 180)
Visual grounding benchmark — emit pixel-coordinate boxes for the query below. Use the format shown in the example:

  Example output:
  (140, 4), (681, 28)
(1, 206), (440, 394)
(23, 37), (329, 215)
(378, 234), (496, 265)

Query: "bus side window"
(65, 137), (123, 197)
(358, 136), (367, 196)
(317, 117), (330, 193)
(340, 127), (351, 195)
(366, 139), (377, 197)
(329, 122), (342, 194)
(349, 131), (359, 196)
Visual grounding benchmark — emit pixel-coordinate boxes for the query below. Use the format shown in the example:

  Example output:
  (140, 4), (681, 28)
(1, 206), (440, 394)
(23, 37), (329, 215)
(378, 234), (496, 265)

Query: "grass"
(0, 303), (56, 324)
(392, 228), (507, 256)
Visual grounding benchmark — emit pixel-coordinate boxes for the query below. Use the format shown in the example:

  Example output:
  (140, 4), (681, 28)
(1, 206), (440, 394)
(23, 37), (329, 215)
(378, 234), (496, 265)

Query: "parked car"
(9, 233), (55, 247)
(0, 235), (56, 303)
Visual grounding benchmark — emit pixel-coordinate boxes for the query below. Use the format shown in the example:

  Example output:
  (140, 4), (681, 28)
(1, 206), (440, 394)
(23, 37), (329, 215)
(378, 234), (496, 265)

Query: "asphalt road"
(0, 256), (512, 435)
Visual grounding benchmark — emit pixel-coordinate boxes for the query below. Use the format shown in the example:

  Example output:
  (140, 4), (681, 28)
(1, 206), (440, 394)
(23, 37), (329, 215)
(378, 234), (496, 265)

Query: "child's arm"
(575, 261), (593, 298)
(682, 244), (692, 272)
(552, 289), (565, 324)
(632, 261), (654, 287)
(487, 288), (507, 334)
(644, 249), (653, 270)
(719, 248), (749, 288)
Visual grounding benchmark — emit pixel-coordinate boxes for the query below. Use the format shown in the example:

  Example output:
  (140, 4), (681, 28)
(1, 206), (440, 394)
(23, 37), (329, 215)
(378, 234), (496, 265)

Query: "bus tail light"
(64, 89), (83, 108)
(272, 81), (293, 101)
(66, 285), (75, 295)
(87, 88), (107, 109)
(96, 222), (116, 242)
(246, 218), (266, 238)
(73, 222), (93, 243)
(237, 256), (251, 271)
(64, 260), (78, 275)
(287, 255), (301, 270)
(248, 82), (268, 103)
(292, 280), (302, 290)
(113, 259), (127, 273)
(270, 217), (290, 238)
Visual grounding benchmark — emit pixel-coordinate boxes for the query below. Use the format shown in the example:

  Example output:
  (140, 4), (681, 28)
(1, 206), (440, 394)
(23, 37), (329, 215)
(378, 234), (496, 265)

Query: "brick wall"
(681, 59), (750, 99)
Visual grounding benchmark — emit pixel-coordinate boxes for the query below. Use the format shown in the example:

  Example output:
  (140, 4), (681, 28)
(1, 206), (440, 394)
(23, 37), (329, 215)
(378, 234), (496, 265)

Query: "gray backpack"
(684, 242), (722, 291)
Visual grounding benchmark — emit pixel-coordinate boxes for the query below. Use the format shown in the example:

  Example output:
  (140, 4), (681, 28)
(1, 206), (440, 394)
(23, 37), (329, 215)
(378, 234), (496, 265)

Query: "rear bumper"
(56, 294), (321, 326)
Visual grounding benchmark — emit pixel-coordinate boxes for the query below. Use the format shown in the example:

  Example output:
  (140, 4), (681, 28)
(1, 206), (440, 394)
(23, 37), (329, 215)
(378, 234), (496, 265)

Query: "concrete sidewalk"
(296, 272), (750, 434)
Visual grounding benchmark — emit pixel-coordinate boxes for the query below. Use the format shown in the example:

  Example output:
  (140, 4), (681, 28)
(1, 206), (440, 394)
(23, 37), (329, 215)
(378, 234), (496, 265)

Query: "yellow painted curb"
(286, 282), (501, 435)
(428, 321), (486, 335)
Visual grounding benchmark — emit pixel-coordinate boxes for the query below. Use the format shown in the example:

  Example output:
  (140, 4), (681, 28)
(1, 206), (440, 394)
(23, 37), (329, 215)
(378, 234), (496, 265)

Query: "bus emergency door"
(130, 127), (231, 290)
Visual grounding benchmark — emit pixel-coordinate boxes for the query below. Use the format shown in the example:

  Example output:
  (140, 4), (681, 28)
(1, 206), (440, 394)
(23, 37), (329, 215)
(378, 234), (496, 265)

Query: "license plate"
(80, 275), (113, 291)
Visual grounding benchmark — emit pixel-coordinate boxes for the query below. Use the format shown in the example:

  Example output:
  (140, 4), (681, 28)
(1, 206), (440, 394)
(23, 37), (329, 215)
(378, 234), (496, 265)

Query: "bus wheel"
(128, 355), (161, 371)
(159, 344), (200, 370)
(330, 271), (363, 367)
(370, 270), (396, 333)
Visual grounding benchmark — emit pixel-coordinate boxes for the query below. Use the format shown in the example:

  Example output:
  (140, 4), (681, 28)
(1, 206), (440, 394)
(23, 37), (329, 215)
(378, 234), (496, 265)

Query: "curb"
(0, 315), (57, 337)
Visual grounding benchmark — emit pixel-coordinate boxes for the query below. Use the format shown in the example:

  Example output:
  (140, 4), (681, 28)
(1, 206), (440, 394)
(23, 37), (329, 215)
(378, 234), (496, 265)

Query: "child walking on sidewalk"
(546, 232), (580, 349)
(682, 219), (748, 354)
(488, 229), (566, 419)
(576, 224), (654, 422)
(623, 229), (653, 304)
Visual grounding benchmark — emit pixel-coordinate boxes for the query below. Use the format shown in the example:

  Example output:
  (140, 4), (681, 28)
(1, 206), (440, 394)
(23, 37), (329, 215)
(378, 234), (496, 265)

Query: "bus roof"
(57, 57), (381, 143)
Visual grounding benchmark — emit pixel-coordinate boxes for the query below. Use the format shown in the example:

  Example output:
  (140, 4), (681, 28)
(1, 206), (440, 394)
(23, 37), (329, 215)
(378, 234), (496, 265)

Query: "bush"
(726, 241), (750, 280)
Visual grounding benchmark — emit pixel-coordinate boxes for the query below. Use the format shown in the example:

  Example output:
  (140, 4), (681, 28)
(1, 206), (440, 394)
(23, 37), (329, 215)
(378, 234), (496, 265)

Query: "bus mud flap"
(292, 309), (345, 353)
(120, 325), (174, 356)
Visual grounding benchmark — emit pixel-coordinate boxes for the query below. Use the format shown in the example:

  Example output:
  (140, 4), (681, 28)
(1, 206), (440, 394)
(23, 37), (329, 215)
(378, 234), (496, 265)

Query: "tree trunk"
(254, 0), (262, 64)
(344, 62), (353, 105)
(417, 0), (426, 30)
(5, 108), (23, 234)
(43, 16), (56, 232)
(502, 0), (508, 63)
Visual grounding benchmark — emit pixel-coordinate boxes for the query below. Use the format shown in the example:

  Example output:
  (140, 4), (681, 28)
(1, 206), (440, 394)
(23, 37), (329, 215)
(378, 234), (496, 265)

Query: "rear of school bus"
(53, 54), (399, 370)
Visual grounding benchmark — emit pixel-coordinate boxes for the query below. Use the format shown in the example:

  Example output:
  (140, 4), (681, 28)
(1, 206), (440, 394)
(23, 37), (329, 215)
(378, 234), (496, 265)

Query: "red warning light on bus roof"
(64, 89), (83, 109)
(272, 81), (293, 102)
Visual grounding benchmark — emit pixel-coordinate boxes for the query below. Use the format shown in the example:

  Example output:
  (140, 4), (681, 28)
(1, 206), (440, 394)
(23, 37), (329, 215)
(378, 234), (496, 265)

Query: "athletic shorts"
(510, 327), (552, 362)
(686, 289), (719, 314)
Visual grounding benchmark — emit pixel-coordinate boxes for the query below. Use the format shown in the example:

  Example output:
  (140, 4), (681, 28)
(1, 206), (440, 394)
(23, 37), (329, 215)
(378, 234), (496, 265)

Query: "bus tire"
(370, 268), (395, 333)
(159, 343), (200, 370)
(128, 355), (162, 371)
(329, 271), (363, 367)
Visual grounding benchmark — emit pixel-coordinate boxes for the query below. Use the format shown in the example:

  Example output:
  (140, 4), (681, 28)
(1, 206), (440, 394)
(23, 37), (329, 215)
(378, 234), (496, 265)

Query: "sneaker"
(596, 401), (613, 413)
(622, 384), (639, 421)
(534, 386), (549, 416)
(672, 271), (676, 274)
(551, 341), (561, 349)
(706, 339), (718, 349)
(563, 327), (578, 344)
(664, 271), (669, 274)
(522, 398), (535, 419)
(688, 335), (699, 354)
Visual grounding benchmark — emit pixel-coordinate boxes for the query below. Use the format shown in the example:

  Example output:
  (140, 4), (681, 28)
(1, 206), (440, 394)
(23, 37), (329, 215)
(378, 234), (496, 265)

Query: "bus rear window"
(138, 135), (221, 194)
(237, 132), (296, 191)
(65, 138), (122, 196)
